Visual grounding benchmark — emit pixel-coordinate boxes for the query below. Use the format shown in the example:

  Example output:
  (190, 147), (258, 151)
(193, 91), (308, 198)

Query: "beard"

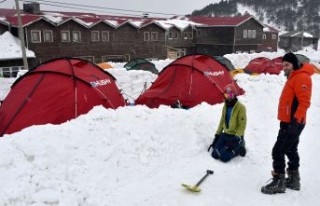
(284, 69), (292, 78)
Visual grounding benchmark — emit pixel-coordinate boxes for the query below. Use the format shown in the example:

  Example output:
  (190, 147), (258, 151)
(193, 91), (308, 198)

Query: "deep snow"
(0, 50), (320, 206)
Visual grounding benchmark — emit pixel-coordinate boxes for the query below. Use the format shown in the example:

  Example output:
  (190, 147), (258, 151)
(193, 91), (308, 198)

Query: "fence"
(0, 66), (25, 78)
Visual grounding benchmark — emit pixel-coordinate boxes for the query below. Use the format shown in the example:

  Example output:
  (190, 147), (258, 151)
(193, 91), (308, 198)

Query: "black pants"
(272, 122), (305, 174)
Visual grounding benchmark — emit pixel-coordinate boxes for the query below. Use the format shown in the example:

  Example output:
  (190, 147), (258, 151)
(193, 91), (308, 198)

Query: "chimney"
(23, 2), (41, 14)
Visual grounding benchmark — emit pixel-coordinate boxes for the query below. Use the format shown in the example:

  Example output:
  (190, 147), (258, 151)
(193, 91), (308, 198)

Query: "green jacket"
(216, 101), (247, 137)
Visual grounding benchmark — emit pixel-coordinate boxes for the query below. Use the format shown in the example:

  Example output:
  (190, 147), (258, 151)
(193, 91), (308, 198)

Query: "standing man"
(261, 52), (314, 194)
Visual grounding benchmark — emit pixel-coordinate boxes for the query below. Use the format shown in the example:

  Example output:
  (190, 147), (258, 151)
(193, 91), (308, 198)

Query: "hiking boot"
(261, 171), (285, 194)
(286, 169), (300, 191)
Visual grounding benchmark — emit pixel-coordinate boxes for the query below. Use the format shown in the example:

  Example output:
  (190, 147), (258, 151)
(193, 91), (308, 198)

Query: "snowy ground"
(0, 51), (320, 206)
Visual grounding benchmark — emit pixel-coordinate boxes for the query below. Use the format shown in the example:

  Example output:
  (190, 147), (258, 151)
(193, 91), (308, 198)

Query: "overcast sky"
(1, 0), (221, 17)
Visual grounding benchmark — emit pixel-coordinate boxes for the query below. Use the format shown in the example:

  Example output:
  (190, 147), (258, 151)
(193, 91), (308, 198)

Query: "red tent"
(0, 57), (125, 137)
(245, 57), (280, 75)
(272, 56), (284, 72)
(135, 54), (244, 108)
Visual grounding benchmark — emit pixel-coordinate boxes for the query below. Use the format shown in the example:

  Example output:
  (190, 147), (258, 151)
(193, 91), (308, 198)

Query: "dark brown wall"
(20, 18), (270, 64)
(194, 27), (235, 55)
(195, 27), (235, 45)
(235, 19), (263, 45)
(258, 32), (278, 52)
(26, 20), (171, 62)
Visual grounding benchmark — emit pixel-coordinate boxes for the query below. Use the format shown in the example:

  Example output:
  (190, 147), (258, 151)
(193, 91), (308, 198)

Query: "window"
(248, 30), (253, 39)
(263, 34), (267, 40)
(244, 29), (256, 39)
(101, 31), (110, 42)
(91, 31), (100, 42)
(31, 30), (41, 43)
(197, 30), (201, 36)
(252, 30), (256, 38)
(168, 32), (173, 39)
(174, 32), (178, 39)
(272, 34), (277, 39)
(61, 30), (70, 42)
(180, 48), (186, 56)
(243, 30), (247, 38)
(144, 32), (150, 41)
(43, 30), (53, 42)
(151, 32), (158, 41)
(73, 31), (81, 42)
(189, 32), (193, 39)
(183, 32), (188, 40)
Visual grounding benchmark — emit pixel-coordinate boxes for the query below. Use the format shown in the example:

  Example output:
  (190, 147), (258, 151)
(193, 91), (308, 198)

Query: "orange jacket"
(278, 63), (314, 123)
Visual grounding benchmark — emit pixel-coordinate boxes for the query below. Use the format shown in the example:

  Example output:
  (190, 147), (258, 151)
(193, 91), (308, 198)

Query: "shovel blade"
(181, 183), (201, 192)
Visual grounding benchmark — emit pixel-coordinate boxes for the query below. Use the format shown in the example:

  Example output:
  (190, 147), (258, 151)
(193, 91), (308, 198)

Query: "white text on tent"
(90, 79), (112, 87)
(204, 71), (224, 77)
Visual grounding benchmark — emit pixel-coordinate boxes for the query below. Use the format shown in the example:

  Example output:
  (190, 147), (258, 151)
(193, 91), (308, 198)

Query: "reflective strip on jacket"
(278, 63), (314, 123)
(216, 101), (247, 137)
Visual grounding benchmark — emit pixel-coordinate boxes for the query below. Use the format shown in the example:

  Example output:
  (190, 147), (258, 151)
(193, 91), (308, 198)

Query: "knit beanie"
(282, 52), (300, 70)
(224, 84), (237, 96)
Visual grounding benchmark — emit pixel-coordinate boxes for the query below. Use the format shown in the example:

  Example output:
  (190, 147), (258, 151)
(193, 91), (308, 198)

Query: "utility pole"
(300, 11), (306, 51)
(14, 0), (29, 70)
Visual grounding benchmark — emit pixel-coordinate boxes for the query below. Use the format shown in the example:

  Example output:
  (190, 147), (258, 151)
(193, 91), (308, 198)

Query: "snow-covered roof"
(263, 24), (279, 33)
(0, 8), (265, 32)
(281, 31), (317, 38)
(293, 32), (313, 38)
(0, 31), (35, 60)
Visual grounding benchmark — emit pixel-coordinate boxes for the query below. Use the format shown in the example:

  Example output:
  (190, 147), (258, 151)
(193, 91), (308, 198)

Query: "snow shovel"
(182, 170), (214, 192)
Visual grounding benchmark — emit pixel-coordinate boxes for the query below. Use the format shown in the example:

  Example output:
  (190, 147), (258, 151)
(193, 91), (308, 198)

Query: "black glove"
(287, 119), (302, 136)
(207, 134), (220, 152)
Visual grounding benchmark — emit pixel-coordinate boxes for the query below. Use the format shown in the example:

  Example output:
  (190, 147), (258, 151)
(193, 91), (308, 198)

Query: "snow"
(73, 18), (95, 28)
(156, 19), (197, 30)
(1, 50), (320, 205)
(0, 32), (35, 60)
(292, 32), (314, 38)
(43, 15), (64, 24)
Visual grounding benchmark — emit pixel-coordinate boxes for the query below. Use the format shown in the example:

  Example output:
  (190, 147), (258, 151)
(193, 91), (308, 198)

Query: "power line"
(0, 0), (8, 4)
(22, 0), (184, 16)
(23, 1), (147, 17)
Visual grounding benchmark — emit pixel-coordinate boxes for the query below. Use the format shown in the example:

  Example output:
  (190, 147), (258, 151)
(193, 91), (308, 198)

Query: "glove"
(287, 119), (302, 136)
(207, 134), (220, 152)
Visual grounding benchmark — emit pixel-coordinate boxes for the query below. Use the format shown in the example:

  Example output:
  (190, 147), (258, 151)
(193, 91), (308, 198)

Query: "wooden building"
(0, 3), (278, 67)
(258, 24), (279, 52)
(185, 15), (266, 56)
(279, 31), (318, 52)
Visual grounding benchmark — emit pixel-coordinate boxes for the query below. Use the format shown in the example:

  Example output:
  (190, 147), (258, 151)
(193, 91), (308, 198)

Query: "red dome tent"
(272, 56), (283, 72)
(0, 57), (125, 137)
(135, 54), (244, 108)
(244, 57), (281, 75)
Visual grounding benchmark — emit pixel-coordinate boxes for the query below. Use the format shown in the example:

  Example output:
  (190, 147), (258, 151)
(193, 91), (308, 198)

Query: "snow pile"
(0, 53), (320, 205)
(0, 32), (35, 60)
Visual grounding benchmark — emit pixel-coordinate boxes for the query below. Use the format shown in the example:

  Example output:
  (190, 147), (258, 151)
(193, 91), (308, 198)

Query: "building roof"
(0, 8), (264, 31)
(172, 15), (264, 27)
(280, 31), (317, 39)
(263, 24), (279, 33)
